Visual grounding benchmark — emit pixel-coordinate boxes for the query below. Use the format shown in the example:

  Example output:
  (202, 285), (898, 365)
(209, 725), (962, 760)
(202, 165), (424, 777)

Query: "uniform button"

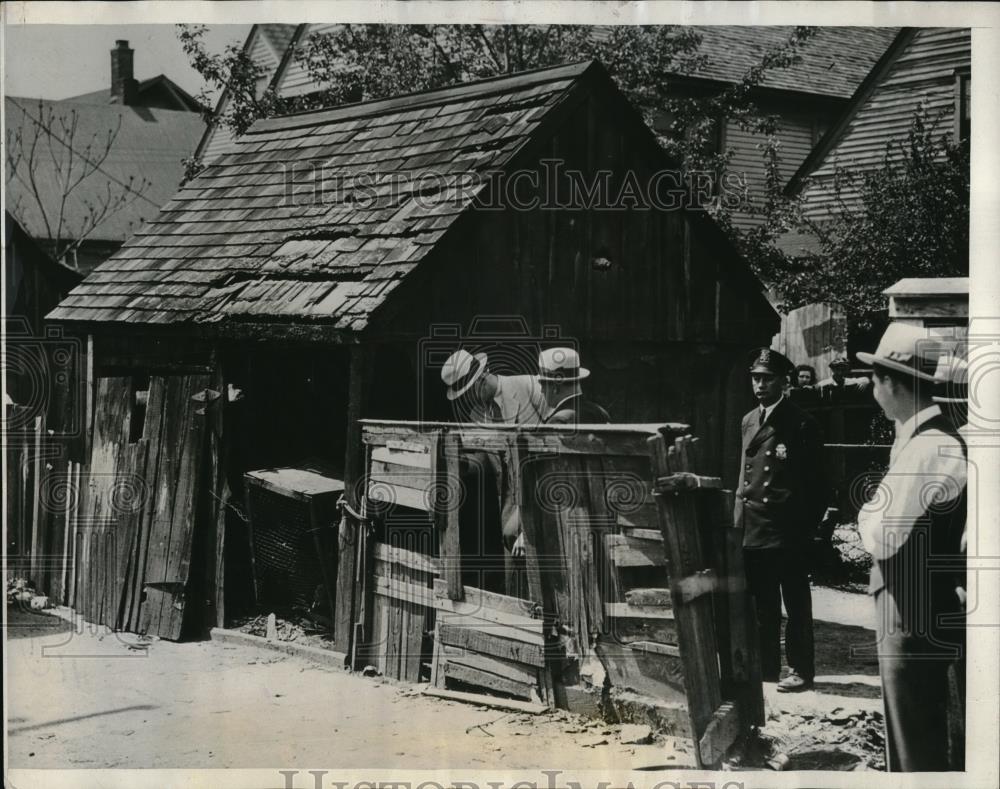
(744, 481), (750, 487)
(765, 450), (772, 456)
(763, 497), (769, 503)
(764, 466), (770, 472)
(745, 464), (751, 471)
(764, 481), (770, 487)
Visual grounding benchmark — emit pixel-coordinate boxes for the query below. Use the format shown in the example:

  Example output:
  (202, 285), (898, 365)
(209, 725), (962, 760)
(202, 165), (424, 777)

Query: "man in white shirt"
(441, 349), (546, 425)
(857, 324), (967, 772)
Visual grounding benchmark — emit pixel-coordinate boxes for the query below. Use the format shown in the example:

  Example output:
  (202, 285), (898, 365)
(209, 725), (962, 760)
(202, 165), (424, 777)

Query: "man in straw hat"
(537, 347), (610, 424)
(440, 349), (547, 595)
(735, 348), (826, 692)
(440, 348), (546, 425)
(857, 323), (967, 771)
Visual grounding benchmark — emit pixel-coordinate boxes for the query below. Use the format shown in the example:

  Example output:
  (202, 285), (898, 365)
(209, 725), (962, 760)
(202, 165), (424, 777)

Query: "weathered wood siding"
(800, 28), (970, 223)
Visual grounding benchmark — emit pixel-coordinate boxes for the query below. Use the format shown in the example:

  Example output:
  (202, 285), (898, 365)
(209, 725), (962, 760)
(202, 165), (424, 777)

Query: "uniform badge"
(775, 443), (788, 459)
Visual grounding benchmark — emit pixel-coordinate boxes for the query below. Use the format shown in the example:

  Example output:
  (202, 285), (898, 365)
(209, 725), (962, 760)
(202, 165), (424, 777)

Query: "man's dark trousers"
(743, 545), (815, 681)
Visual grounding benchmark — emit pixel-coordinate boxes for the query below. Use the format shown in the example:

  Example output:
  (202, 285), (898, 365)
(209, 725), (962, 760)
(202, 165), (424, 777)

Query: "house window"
(954, 69), (970, 144)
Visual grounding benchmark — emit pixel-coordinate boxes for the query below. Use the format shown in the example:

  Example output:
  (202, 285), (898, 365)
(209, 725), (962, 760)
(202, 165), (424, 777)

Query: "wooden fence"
(341, 420), (764, 767)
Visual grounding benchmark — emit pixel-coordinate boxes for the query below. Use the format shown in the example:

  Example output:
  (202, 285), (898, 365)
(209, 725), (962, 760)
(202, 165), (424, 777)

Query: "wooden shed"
(46, 61), (777, 649)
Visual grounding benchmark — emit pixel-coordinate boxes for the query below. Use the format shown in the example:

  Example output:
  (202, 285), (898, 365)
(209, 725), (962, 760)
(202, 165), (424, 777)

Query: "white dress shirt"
(859, 404), (967, 561)
(759, 395), (784, 425)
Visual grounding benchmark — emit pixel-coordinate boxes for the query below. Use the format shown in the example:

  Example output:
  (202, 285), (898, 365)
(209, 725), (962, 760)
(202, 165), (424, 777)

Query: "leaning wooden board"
(429, 579), (551, 706)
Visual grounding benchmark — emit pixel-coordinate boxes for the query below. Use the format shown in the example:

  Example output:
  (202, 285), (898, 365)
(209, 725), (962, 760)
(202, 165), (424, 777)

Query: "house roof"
(658, 26), (899, 99)
(50, 60), (766, 334)
(62, 74), (204, 112)
(5, 96), (205, 247)
(784, 28), (969, 208)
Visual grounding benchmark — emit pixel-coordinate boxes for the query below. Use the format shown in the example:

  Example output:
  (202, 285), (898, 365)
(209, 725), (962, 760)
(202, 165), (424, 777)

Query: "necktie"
(759, 408), (766, 427)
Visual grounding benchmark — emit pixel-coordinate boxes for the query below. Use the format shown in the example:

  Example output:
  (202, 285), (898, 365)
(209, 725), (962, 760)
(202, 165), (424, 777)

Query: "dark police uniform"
(734, 350), (826, 683)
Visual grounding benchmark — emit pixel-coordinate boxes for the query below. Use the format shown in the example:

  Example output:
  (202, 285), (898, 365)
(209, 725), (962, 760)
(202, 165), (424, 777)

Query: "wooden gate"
(349, 420), (764, 765)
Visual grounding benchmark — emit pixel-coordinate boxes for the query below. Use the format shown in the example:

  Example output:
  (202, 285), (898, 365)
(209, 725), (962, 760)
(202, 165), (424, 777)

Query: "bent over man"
(735, 348), (826, 692)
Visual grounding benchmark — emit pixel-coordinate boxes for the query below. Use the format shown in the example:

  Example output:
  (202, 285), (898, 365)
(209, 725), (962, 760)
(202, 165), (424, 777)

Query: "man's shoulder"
(498, 374), (540, 394)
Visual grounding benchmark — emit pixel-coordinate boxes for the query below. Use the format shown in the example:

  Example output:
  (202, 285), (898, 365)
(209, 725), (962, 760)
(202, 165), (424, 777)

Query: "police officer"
(735, 348), (826, 691)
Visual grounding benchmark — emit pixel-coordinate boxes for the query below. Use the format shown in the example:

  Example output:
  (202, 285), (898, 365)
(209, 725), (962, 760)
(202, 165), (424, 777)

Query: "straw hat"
(932, 352), (968, 404)
(441, 349), (488, 401)
(538, 347), (590, 382)
(856, 323), (943, 382)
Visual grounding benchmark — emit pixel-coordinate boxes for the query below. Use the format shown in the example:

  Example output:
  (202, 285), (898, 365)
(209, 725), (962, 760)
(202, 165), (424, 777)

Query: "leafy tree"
(178, 23), (814, 184)
(5, 98), (153, 266)
(754, 107), (970, 327)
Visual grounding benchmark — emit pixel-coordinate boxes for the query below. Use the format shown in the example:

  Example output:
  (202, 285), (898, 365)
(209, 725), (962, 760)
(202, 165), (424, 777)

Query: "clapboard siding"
(798, 28), (970, 224)
(725, 114), (819, 228)
(275, 24), (340, 97)
(200, 26), (296, 164)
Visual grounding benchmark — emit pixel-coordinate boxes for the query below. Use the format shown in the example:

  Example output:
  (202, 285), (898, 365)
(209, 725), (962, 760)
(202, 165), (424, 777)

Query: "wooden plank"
(368, 480), (430, 512)
(432, 579), (540, 619)
(127, 375), (166, 633)
(604, 614), (678, 645)
(442, 660), (537, 700)
(655, 473), (723, 493)
(621, 527), (663, 543)
(429, 618), (443, 688)
(648, 432), (723, 768)
(375, 542), (440, 575)
(421, 686), (549, 715)
(699, 701), (742, 767)
(29, 416), (43, 583)
(437, 612), (544, 645)
(604, 602), (676, 620)
(509, 435), (546, 610)
(440, 648), (540, 686)
(440, 430), (463, 601)
(595, 639), (687, 703)
(369, 462), (434, 492)
(335, 344), (372, 659)
(111, 441), (148, 630)
(625, 588), (673, 607)
(438, 623), (545, 666)
(606, 535), (666, 568)
(370, 446), (432, 469)
(144, 374), (211, 640)
(402, 563), (430, 683)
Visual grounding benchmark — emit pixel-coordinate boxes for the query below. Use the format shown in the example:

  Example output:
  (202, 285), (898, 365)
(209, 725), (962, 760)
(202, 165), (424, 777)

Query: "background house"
(4, 40), (205, 274)
(776, 27), (971, 375)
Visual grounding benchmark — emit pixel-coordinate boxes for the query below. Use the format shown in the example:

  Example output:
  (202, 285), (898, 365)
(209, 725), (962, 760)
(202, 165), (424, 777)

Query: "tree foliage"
(179, 23), (814, 182)
(754, 107), (970, 326)
(5, 98), (153, 266)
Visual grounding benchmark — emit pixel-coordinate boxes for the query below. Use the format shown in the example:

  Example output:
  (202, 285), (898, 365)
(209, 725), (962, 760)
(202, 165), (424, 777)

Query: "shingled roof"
(5, 97), (204, 245)
(664, 26), (899, 99)
(50, 61), (612, 332)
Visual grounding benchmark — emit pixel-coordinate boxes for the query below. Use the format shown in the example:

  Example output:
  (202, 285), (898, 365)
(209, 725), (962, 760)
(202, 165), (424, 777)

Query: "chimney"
(110, 40), (138, 105)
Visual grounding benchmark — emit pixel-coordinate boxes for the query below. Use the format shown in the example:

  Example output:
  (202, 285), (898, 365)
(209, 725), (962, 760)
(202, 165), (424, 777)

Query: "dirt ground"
(5, 585), (885, 772)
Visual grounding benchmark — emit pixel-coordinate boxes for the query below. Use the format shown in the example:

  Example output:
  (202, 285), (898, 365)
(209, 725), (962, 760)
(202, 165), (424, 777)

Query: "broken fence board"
(437, 624), (545, 666)
(440, 648), (540, 686)
(604, 602), (676, 620)
(625, 588), (673, 607)
(699, 701), (742, 767)
(442, 661), (537, 701)
(432, 578), (540, 620)
(421, 686), (549, 715)
(375, 542), (440, 575)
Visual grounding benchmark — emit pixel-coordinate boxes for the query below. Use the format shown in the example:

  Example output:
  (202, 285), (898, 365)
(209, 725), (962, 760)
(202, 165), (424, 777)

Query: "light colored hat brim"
(856, 352), (938, 383)
(538, 367), (590, 383)
(445, 352), (488, 400)
(932, 394), (968, 404)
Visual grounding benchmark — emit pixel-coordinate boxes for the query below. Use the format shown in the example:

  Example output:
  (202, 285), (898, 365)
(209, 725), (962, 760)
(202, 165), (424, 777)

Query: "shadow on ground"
(4, 603), (74, 640)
